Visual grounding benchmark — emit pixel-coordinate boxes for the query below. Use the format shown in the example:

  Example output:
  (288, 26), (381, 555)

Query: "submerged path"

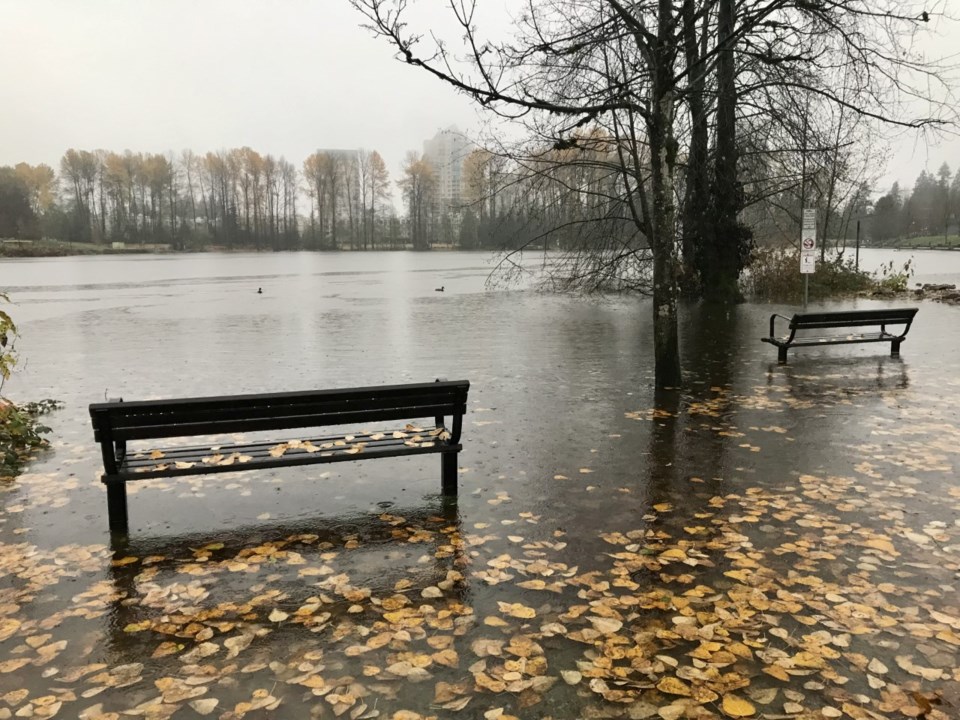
(1, 285), (959, 719)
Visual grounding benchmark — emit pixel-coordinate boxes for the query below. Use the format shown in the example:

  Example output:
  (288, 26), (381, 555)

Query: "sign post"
(800, 209), (816, 307)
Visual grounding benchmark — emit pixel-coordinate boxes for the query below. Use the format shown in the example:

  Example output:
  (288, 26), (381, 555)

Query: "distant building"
(422, 127), (474, 216)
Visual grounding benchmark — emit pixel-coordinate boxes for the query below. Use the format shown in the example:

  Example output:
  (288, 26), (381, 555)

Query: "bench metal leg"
(441, 453), (458, 496)
(778, 346), (788, 364)
(891, 339), (901, 357)
(105, 479), (129, 535)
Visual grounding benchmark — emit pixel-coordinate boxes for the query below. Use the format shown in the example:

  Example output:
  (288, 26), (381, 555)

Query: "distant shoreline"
(3, 238), (960, 260)
(0, 240), (471, 258)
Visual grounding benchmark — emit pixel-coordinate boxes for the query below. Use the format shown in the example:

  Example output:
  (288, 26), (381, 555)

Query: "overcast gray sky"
(0, 0), (482, 196)
(1, 0), (957, 199)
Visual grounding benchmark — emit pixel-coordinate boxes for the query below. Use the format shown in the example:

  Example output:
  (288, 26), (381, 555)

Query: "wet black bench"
(90, 380), (469, 534)
(762, 308), (918, 364)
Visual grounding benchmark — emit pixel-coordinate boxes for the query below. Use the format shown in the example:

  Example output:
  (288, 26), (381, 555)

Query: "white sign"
(800, 208), (816, 273)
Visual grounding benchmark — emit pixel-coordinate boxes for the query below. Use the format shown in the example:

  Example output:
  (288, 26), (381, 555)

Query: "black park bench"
(761, 307), (918, 364)
(89, 380), (469, 534)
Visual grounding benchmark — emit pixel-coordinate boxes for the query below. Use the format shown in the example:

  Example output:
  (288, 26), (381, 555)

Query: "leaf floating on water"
(720, 695), (756, 717)
(188, 698), (219, 715)
(560, 670), (582, 685)
(656, 677), (691, 696)
(224, 633), (254, 659)
(589, 616), (623, 634)
(471, 638), (504, 657)
(0, 618), (21, 642)
(496, 601), (536, 619)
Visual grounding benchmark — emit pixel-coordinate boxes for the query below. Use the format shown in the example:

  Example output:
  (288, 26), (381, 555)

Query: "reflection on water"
(2, 253), (960, 717)
(769, 355), (910, 397)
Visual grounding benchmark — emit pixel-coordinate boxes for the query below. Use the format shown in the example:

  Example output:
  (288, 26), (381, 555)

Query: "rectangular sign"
(801, 208), (816, 273)
(801, 208), (817, 251)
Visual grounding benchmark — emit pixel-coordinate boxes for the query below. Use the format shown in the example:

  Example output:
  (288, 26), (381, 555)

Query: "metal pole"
(855, 220), (860, 270)
(804, 275), (808, 308)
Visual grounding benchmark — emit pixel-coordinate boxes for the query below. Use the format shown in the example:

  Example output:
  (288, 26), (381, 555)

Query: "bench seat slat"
(118, 426), (440, 460)
(776, 334), (894, 347)
(117, 431), (459, 481)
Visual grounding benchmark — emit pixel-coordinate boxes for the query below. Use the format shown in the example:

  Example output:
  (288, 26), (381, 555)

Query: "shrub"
(1, 293), (60, 478)
(874, 258), (914, 292)
(740, 247), (900, 301)
(1, 399), (61, 478)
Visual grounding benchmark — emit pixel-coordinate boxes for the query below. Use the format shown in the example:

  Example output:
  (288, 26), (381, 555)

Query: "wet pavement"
(1, 253), (959, 719)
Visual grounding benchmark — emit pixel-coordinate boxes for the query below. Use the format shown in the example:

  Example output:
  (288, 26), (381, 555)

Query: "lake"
(1, 249), (959, 719)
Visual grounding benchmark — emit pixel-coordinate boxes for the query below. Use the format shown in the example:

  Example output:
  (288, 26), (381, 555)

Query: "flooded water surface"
(1, 250), (959, 719)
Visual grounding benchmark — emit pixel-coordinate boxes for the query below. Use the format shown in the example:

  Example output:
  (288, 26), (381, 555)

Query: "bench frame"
(90, 379), (469, 534)
(761, 308), (918, 364)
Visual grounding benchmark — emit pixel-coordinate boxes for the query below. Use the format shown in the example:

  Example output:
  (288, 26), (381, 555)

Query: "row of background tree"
(2, 142), (959, 254)
(867, 165), (960, 245)
(0, 148), (433, 250)
(1, 146), (530, 251)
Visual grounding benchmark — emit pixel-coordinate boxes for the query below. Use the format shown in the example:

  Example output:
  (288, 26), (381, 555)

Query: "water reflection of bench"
(768, 356), (909, 397)
(762, 308), (918, 364)
(106, 503), (467, 657)
(90, 380), (470, 534)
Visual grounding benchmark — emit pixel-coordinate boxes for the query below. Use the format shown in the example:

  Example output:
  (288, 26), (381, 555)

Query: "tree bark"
(649, 0), (683, 387)
(704, 0), (746, 304)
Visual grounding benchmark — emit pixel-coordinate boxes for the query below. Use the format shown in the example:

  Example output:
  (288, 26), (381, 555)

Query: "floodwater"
(1, 250), (959, 719)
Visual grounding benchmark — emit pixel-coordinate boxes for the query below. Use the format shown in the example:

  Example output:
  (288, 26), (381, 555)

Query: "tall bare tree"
(350, 0), (955, 386)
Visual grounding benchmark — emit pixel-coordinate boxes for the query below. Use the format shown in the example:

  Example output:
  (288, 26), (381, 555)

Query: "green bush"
(874, 258), (914, 292)
(1, 399), (61, 478)
(740, 247), (903, 301)
(1, 293), (61, 478)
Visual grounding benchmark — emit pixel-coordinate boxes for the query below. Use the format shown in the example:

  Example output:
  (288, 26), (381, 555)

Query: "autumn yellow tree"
(398, 152), (437, 250)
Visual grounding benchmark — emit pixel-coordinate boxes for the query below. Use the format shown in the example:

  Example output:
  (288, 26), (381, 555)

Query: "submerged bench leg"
(891, 339), (901, 357)
(441, 453), (458, 496)
(778, 346), (788, 364)
(105, 479), (129, 535)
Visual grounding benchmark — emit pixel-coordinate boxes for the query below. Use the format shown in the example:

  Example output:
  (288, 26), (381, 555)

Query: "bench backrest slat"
(790, 308), (917, 330)
(91, 381), (470, 442)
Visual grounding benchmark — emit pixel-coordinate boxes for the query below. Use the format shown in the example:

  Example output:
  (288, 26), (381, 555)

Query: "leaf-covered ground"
(2, 298), (959, 719)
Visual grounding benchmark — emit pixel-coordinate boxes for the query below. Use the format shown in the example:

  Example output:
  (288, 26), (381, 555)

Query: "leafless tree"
(350, 0), (955, 386)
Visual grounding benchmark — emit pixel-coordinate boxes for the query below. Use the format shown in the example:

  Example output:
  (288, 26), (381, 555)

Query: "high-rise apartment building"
(422, 127), (474, 215)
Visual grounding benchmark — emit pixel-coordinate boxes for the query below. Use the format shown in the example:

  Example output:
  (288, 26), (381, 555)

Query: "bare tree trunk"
(680, 0), (711, 295)
(703, 0), (746, 304)
(649, 0), (682, 387)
